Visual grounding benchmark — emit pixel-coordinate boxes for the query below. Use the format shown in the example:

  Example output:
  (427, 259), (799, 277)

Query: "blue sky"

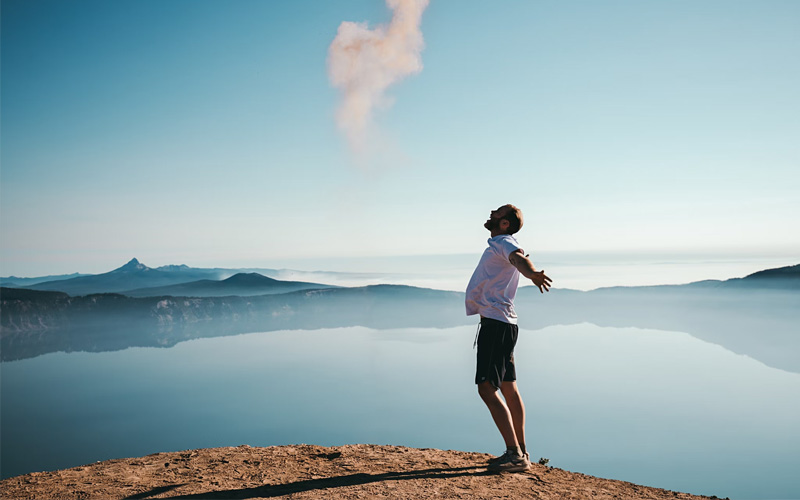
(2, 0), (799, 277)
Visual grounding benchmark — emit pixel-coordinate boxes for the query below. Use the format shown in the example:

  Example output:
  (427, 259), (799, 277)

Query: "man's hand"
(509, 250), (553, 293)
(530, 270), (552, 293)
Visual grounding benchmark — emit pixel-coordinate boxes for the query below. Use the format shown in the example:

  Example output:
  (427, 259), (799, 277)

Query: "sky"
(2, 0), (799, 280)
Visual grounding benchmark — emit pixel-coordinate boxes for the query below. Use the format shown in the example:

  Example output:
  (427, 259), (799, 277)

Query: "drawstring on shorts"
(473, 322), (481, 349)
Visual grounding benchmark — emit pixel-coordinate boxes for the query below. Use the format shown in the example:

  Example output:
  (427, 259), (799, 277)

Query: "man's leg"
(500, 381), (526, 454)
(478, 381), (518, 449)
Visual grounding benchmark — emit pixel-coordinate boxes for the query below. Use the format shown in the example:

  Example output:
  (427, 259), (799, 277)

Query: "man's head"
(484, 204), (523, 235)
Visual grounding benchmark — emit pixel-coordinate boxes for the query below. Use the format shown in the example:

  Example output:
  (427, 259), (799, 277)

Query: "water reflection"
(1, 325), (798, 500)
(4, 286), (798, 378)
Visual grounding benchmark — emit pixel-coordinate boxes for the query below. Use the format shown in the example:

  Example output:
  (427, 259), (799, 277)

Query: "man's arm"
(509, 250), (552, 293)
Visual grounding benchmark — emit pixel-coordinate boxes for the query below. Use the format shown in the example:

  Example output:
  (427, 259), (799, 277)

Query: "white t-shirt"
(465, 234), (523, 324)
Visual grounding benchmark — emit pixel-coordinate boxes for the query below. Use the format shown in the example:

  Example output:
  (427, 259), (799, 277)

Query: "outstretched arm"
(509, 250), (552, 293)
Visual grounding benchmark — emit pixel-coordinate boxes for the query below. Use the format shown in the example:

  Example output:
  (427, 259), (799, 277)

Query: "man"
(466, 204), (552, 472)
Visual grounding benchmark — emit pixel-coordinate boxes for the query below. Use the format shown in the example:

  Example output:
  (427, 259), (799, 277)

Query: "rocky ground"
(0, 444), (727, 499)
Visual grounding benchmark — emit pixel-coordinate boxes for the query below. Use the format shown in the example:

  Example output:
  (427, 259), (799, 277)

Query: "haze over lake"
(256, 251), (800, 291)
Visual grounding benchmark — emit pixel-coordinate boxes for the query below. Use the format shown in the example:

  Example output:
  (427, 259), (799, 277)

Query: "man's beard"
(484, 218), (500, 231)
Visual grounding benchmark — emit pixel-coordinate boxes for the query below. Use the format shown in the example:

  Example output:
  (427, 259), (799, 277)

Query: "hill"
(718, 263), (800, 289)
(0, 444), (718, 499)
(120, 272), (334, 297)
(0, 272), (89, 287)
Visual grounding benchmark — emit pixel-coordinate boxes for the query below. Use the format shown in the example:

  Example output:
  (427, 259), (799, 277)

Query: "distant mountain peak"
(157, 264), (190, 271)
(113, 258), (150, 273)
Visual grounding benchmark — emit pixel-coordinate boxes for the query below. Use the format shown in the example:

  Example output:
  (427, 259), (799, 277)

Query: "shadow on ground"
(123, 465), (491, 499)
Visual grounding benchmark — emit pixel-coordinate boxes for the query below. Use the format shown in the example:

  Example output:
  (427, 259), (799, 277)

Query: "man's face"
(484, 206), (510, 231)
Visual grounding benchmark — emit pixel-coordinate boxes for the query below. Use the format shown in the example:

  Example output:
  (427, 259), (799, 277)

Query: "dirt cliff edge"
(0, 444), (725, 499)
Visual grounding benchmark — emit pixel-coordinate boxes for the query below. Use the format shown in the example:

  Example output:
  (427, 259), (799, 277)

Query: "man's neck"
(490, 230), (507, 238)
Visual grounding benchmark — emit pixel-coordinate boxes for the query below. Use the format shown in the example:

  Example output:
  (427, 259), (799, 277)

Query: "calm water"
(2, 324), (799, 499)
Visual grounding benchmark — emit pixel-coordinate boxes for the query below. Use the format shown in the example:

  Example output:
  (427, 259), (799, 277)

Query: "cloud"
(328, 0), (429, 155)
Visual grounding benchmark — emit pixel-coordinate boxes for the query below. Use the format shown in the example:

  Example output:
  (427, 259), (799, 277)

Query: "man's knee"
(500, 381), (523, 403)
(477, 381), (498, 400)
(500, 380), (518, 392)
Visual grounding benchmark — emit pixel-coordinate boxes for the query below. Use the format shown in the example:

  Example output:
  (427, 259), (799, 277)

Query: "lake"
(2, 324), (799, 500)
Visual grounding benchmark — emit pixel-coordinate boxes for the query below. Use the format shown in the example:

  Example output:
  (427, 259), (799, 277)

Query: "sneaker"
(487, 450), (512, 465)
(488, 450), (530, 464)
(487, 452), (530, 473)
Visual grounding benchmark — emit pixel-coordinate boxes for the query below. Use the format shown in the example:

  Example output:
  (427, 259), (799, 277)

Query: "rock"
(0, 444), (721, 500)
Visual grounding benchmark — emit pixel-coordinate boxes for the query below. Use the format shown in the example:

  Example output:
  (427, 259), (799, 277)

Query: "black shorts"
(475, 317), (519, 388)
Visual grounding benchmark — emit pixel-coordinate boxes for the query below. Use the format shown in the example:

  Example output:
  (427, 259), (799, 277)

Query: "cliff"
(0, 444), (724, 499)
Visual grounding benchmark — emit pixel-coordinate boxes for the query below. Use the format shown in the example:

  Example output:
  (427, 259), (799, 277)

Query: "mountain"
(0, 272), (90, 287)
(23, 259), (232, 296)
(586, 263), (800, 292)
(14, 259), (335, 297)
(718, 263), (800, 289)
(120, 272), (335, 297)
(746, 263), (800, 279)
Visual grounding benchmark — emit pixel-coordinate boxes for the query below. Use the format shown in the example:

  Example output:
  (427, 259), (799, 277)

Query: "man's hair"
(501, 204), (523, 234)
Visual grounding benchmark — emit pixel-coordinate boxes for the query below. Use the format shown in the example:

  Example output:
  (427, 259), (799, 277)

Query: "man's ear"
(499, 219), (510, 231)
